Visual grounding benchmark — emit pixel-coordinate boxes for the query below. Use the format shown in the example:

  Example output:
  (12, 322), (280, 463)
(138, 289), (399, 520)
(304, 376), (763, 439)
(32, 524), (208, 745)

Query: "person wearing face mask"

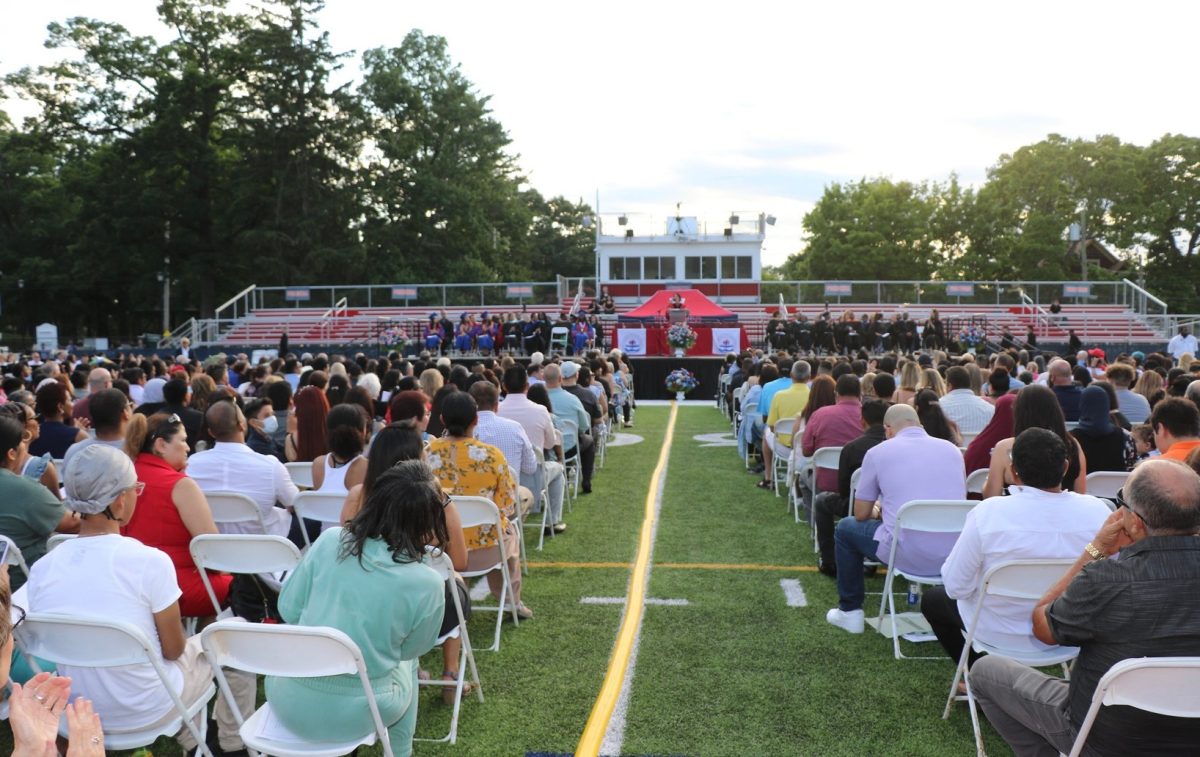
(243, 396), (285, 461)
(185, 400), (300, 542)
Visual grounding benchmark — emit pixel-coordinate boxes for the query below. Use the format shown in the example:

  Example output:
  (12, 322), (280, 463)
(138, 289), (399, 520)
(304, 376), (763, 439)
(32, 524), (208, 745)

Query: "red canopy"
(618, 289), (738, 322)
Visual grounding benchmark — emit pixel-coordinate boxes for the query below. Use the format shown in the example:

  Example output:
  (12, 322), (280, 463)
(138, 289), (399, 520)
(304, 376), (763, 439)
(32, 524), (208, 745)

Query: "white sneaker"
(826, 607), (865, 634)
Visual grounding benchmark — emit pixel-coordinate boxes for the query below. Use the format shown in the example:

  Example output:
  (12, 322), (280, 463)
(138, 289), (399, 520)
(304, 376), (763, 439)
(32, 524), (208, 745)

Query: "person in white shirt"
(497, 364), (567, 531)
(921, 428), (1111, 666)
(185, 400), (300, 541)
(469, 381), (537, 518)
(938, 365), (995, 435)
(26, 444), (254, 753)
(1167, 324), (1198, 361)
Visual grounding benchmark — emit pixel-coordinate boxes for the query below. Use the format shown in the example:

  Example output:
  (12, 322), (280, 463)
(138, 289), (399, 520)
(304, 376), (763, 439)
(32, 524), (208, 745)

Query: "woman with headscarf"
(1071, 385), (1136, 472)
(963, 393), (1015, 474)
(136, 377), (168, 416)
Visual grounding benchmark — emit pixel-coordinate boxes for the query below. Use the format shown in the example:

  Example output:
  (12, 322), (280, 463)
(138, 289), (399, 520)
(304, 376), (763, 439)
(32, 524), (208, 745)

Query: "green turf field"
(0, 405), (1009, 756)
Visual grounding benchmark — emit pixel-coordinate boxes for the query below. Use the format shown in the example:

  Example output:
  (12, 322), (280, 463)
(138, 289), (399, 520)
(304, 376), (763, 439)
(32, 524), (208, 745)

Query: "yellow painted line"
(528, 561), (819, 572)
(576, 401), (679, 756)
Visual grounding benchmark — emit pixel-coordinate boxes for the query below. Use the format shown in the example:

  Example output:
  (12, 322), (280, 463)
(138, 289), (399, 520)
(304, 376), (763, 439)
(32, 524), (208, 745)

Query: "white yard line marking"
(780, 578), (808, 607)
(580, 597), (690, 606)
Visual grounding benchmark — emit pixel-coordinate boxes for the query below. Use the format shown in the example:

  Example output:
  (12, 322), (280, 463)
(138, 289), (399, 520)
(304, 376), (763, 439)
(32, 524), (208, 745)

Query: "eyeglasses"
(11, 604), (25, 632)
(151, 414), (183, 443)
(1114, 488), (1148, 527)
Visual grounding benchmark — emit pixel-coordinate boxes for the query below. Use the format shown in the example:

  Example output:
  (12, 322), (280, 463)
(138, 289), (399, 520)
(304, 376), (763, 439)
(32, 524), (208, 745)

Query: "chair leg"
(965, 669), (986, 757)
(943, 644), (971, 719)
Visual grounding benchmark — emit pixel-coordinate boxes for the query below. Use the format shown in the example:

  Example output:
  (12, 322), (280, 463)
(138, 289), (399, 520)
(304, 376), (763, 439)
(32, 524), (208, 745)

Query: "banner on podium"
(711, 328), (741, 355)
(617, 328), (647, 356)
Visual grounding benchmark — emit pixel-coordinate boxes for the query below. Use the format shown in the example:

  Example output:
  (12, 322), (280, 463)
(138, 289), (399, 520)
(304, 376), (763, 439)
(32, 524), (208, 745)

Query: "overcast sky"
(2, 1), (1196, 265)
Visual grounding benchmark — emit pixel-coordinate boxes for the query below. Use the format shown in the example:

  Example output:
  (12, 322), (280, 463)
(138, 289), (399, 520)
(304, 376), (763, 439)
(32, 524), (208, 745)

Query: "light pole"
(157, 255), (171, 336)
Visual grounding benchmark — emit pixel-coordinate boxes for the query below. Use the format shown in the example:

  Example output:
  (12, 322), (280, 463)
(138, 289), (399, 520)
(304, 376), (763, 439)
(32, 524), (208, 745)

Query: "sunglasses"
(1114, 488), (1148, 528)
(11, 604), (25, 633)
(151, 414), (183, 442)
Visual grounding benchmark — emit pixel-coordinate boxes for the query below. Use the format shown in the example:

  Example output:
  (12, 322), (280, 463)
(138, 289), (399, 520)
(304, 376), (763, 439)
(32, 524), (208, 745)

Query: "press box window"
(644, 256), (676, 280)
(685, 256), (717, 279)
(721, 256), (753, 279)
(608, 257), (642, 280)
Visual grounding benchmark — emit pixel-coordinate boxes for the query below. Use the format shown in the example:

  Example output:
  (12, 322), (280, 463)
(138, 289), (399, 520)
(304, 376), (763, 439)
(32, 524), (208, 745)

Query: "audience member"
(972, 459), (1200, 754)
(29, 382), (87, 459)
(1070, 385), (1136, 473)
(311, 404), (369, 493)
(938, 365), (994, 434)
(70, 367), (114, 424)
(499, 365), (567, 531)
(915, 389), (960, 446)
(799, 375), (865, 500)
(1104, 363), (1151, 424)
(160, 378), (204, 453)
(0, 401), (61, 499)
(61, 388), (131, 476)
(471, 380), (537, 521)
(288, 385), (331, 463)
(545, 363), (594, 495)
(1045, 358), (1082, 421)
(982, 385), (1086, 498)
(1149, 397), (1200, 461)
(0, 415), (76, 589)
(243, 396), (285, 461)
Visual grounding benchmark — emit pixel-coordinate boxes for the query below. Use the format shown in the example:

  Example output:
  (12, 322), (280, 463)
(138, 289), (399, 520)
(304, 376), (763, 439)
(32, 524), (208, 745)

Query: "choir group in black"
(765, 307), (950, 355)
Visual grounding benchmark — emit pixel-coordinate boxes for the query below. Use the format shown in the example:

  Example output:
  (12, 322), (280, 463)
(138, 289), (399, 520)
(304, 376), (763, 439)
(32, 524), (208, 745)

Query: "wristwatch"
(1083, 542), (1105, 561)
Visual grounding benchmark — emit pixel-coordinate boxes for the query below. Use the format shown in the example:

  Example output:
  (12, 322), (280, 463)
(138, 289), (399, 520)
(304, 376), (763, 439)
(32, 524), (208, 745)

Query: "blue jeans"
(834, 517), (882, 611)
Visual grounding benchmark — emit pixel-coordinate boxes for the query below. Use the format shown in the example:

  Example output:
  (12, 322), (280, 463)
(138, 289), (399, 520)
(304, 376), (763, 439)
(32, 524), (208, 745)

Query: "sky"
(2, 0), (1197, 266)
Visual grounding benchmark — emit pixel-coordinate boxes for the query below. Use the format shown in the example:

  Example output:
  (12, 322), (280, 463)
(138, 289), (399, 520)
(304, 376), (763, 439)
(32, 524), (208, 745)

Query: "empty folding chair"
(451, 495), (520, 652)
(1065, 656), (1200, 757)
(190, 534), (302, 616)
(16, 614), (215, 755)
(940, 559), (1079, 756)
(291, 491), (348, 548)
(877, 499), (976, 660)
(549, 326), (569, 355)
(200, 621), (395, 757)
(414, 547), (483, 745)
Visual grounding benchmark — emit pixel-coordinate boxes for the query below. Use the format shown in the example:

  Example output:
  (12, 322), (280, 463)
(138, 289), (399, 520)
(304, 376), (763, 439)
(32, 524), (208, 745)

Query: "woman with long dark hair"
(287, 385), (330, 462)
(982, 384), (1087, 497)
(915, 389), (960, 446)
(265, 461), (447, 755)
(425, 385), (458, 439)
(964, 393), (1014, 474)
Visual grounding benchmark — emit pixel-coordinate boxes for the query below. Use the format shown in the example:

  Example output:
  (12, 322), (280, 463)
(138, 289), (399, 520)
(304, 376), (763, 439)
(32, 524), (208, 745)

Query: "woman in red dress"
(123, 412), (228, 618)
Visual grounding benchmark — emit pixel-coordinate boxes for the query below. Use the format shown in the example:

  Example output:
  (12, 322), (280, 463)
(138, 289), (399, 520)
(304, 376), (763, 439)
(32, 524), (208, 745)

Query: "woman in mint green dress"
(266, 460), (447, 756)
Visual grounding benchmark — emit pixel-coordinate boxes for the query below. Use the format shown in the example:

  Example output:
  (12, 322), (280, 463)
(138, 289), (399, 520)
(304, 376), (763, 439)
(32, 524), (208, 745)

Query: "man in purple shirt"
(799, 374), (865, 503)
(826, 404), (967, 634)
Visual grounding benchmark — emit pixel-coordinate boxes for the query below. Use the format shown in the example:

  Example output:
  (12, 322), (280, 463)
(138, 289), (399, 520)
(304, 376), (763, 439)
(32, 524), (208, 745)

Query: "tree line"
(778, 134), (1200, 313)
(0, 0), (594, 343)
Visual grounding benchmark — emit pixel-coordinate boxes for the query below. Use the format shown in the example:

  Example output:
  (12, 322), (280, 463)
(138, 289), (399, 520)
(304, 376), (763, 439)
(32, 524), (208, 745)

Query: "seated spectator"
(266, 462), (446, 752)
(137, 377), (167, 416)
(27, 444), (254, 752)
(1133, 369), (1165, 410)
(157, 378), (204, 454)
(123, 413), (227, 618)
(939, 365), (994, 434)
(545, 364), (594, 495)
(311, 404), (369, 493)
(915, 389), (961, 446)
(71, 367), (114, 424)
(29, 382), (87, 459)
(470, 381), (537, 520)
(826, 404), (966, 634)
(427, 392), (530, 618)
(872, 372), (896, 404)
(186, 400), (299, 540)
(787, 375), (838, 500)
(264, 378), (293, 451)
(1071, 385), (1136, 473)
(813, 399), (888, 576)
(243, 396), (286, 461)
(0, 416), (77, 590)
(499, 365), (567, 531)
(972, 459), (1200, 754)
(1150, 397), (1200, 462)
(922, 428), (1111, 666)
(0, 401), (61, 499)
(1045, 358), (1083, 422)
(982, 385), (1087, 498)
(1104, 362), (1150, 424)
(799, 374), (865, 503)
(61, 388), (131, 476)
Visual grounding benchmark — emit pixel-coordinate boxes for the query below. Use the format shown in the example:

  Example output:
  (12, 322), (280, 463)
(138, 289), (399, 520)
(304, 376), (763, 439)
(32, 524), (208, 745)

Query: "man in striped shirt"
(938, 366), (995, 434)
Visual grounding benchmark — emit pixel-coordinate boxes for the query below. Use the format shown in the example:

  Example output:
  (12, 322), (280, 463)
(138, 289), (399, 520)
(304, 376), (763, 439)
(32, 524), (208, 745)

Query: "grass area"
(0, 405), (1009, 756)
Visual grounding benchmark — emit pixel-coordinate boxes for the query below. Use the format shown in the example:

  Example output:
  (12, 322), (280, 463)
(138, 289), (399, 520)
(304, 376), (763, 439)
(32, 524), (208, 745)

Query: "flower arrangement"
(666, 323), (697, 350)
(379, 324), (409, 348)
(957, 325), (987, 352)
(665, 368), (699, 395)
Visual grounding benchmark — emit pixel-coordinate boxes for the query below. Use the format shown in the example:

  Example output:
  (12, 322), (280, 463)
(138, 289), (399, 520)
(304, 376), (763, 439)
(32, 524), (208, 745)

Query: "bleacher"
(210, 300), (1160, 349)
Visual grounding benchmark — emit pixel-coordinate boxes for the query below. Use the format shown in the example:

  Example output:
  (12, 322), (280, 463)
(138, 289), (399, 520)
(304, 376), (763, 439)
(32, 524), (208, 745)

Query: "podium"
(667, 308), (690, 325)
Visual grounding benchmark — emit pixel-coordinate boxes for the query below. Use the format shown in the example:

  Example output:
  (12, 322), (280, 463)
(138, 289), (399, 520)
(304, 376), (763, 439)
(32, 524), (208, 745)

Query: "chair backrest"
(1068, 657), (1200, 757)
(205, 491), (268, 532)
(0, 535), (30, 578)
(773, 418), (795, 437)
(1085, 471), (1129, 500)
(17, 614), (157, 668)
(965, 468), (990, 495)
(292, 491), (347, 528)
(959, 431), (979, 447)
(560, 418), (580, 450)
(895, 500), (976, 534)
(452, 495), (503, 531)
(46, 533), (77, 553)
(813, 446), (842, 472)
(981, 558), (1076, 601)
(285, 461), (314, 489)
(848, 468), (863, 504)
(190, 534), (302, 616)
(200, 621), (394, 757)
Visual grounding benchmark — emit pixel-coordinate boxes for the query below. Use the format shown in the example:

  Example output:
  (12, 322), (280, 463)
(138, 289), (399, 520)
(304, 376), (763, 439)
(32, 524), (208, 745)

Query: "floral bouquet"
(379, 324), (409, 348)
(957, 325), (987, 352)
(665, 368), (699, 395)
(666, 323), (697, 350)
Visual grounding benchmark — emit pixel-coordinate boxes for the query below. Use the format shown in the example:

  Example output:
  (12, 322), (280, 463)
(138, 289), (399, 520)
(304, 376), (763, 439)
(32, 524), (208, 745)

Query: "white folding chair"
(770, 418), (795, 499)
(507, 465), (529, 576)
(415, 548), (483, 745)
(0, 535), (30, 581)
(549, 326), (569, 355)
(452, 495), (520, 652)
(284, 461), (314, 490)
(959, 431), (979, 448)
(200, 621), (394, 757)
(718, 372), (731, 415)
(848, 468), (862, 506)
(731, 385), (748, 435)
(560, 419), (581, 501)
(205, 491), (269, 534)
(16, 614), (215, 756)
(1065, 656), (1200, 757)
(292, 491), (347, 548)
(45, 533), (77, 552)
(877, 499), (976, 660)
(807, 446), (843, 539)
(1085, 470), (1129, 500)
(941, 559), (1079, 756)
(523, 451), (553, 551)
(190, 534), (302, 616)
(739, 400), (759, 468)
(965, 468), (990, 496)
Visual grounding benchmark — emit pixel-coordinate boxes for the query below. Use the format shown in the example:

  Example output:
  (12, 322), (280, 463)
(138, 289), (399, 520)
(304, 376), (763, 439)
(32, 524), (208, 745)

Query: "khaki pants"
(466, 524), (523, 608)
(141, 633), (257, 753)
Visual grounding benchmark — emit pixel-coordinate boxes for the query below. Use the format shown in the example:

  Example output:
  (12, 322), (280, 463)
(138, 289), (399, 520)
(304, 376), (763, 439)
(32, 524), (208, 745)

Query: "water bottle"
(906, 582), (921, 607)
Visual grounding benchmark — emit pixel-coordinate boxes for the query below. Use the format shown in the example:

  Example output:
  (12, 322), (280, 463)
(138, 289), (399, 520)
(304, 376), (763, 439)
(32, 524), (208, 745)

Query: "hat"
(428, 313), (437, 320)
(63, 444), (138, 515)
(481, 311), (489, 318)
(142, 378), (166, 405)
(1131, 351), (1145, 361)
(560, 361), (579, 379)
(1088, 348), (1106, 358)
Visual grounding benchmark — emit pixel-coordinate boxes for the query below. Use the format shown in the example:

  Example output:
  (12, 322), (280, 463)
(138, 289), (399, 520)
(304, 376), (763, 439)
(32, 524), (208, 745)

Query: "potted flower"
(666, 323), (697, 357)
(957, 324), (986, 354)
(665, 368), (699, 402)
(379, 323), (410, 353)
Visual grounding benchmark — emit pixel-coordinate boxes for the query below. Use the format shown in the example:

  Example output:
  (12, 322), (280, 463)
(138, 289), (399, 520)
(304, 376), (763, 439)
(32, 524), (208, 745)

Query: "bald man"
(972, 460), (1200, 755)
(1047, 358), (1082, 421)
(71, 366), (114, 423)
(826, 403), (967, 634)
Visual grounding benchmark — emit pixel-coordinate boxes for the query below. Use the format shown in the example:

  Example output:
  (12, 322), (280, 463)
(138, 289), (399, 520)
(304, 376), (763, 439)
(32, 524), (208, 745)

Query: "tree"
(517, 192), (594, 280)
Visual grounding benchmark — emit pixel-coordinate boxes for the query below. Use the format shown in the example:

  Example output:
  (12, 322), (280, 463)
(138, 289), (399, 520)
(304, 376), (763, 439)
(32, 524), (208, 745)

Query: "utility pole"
(1077, 208), (1087, 282)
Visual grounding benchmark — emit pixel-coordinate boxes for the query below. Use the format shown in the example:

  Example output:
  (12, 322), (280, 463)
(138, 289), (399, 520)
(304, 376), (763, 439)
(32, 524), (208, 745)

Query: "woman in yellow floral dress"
(426, 391), (531, 618)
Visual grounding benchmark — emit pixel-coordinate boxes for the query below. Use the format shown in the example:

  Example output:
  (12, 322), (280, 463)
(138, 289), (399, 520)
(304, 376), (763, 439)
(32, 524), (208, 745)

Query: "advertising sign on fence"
(391, 286), (418, 301)
(1063, 283), (1091, 298)
(945, 282), (975, 297)
(824, 282), (853, 297)
(285, 288), (310, 302)
(506, 284), (534, 299)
